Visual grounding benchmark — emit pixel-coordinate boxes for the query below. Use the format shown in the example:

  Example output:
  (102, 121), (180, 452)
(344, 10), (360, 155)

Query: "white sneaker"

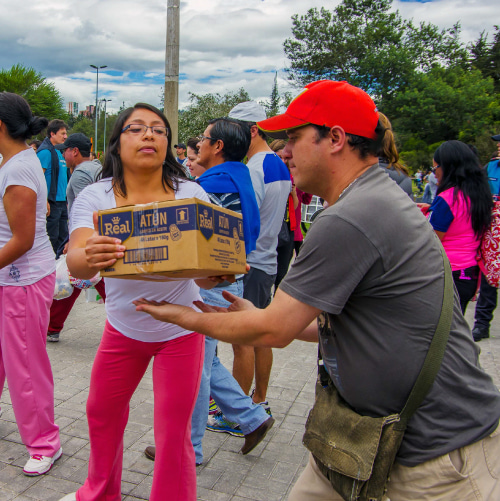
(58, 494), (77, 501)
(23, 447), (62, 476)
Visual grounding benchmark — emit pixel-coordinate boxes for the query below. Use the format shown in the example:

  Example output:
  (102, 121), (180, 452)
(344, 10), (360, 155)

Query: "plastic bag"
(53, 255), (73, 300)
(85, 286), (104, 304)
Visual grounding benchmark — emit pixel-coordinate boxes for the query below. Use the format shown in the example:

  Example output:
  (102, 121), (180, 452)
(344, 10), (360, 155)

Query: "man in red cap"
(135, 80), (500, 500)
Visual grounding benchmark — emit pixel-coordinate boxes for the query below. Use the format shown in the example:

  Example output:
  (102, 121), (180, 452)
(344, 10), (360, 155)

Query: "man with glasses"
(143, 118), (274, 465)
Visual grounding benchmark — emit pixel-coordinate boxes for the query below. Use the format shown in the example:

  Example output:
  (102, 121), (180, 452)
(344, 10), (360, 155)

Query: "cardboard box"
(98, 198), (246, 280)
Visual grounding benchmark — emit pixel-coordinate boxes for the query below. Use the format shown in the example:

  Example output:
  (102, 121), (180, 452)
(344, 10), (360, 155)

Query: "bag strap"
(398, 245), (453, 425)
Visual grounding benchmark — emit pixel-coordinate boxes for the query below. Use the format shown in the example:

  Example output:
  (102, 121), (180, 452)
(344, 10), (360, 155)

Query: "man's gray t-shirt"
(280, 165), (500, 467)
(67, 159), (102, 213)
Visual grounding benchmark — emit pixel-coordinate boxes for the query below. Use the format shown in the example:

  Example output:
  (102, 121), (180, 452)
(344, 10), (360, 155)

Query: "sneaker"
(208, 397), (219, 416)
(47, 332), (60, 342)
(257, 401), (272, 417)
(23, 447), (62, 476)
(59, 492), (76, 501)
(250, 389), (272, 416)
(206, 412), (244, 437)
(58, 494), (77, 501)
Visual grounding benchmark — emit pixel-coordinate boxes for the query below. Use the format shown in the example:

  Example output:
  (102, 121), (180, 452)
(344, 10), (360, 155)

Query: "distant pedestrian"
(37, 119), (69, 253)
(0, 92), (62, 477)
(424, 140), (493, 313)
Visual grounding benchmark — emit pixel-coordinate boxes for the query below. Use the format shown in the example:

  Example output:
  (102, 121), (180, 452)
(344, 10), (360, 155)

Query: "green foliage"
(264, 72), (280, 117)
(283, 0), (467, 102)
(470, 26), (500, 92)
(178, 88), (251, 142)
(391, 66), (500, 156)
(0, 64), (66, 121)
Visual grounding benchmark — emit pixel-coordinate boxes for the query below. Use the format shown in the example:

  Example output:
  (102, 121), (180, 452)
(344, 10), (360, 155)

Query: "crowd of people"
(0, 80), (499, 501)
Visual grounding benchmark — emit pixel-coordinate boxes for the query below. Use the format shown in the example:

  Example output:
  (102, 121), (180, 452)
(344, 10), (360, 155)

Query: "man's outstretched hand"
(133, 299), (193, 324)
(133, 290), (256, 327)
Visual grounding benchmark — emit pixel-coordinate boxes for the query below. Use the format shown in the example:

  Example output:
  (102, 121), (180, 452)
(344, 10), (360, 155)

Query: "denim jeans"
(191, 280), (268, 464)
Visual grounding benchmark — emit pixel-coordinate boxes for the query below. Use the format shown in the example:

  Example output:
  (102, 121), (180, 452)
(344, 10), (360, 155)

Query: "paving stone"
(1, 295), (499, 500)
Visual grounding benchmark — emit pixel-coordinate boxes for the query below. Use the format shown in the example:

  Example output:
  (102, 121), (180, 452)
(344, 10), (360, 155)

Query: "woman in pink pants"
(0, 92), (61, 476)
(60, 103), (222, 501)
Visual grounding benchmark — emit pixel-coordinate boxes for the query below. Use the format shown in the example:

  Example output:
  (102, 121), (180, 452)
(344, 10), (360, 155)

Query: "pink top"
(428, 187), (480, 271)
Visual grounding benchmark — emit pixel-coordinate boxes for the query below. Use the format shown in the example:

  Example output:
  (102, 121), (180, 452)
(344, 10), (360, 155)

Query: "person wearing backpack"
(472, 134), (500, 341)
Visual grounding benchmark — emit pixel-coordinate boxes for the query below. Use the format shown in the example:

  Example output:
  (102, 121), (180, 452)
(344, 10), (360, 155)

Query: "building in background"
(67, 102), (79, 116)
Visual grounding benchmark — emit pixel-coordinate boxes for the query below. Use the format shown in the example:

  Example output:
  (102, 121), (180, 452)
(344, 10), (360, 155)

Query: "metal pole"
(165, 0), (180, 146)
(102, 99), (111, 155)
(90, 64), (107, 152)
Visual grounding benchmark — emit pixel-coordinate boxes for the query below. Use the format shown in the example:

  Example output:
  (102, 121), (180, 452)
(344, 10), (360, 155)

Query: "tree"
(283, 0), (467, 106)
(178, 88), (251, 141)
(394, 66), (500, 165)
(470, 26), (500, 92)
(264, 72), (280, 117)
(0, 64), (66, 121)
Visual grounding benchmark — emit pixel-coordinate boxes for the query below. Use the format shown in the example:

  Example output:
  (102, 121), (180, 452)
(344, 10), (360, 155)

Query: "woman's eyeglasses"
(121, 124), (169, 137)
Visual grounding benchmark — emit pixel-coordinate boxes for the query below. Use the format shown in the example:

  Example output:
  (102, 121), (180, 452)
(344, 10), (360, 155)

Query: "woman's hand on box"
(85, 211), (126, 272)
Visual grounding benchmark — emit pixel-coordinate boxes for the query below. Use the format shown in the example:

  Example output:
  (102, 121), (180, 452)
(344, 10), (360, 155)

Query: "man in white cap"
(222, 101), (291, 419)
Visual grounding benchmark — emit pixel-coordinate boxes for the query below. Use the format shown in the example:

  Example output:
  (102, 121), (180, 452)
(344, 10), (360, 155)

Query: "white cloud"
(0, 0), (497, 116)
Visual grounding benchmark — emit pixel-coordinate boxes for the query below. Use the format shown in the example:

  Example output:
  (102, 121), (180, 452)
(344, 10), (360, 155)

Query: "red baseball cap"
(258, 80), (379, 140)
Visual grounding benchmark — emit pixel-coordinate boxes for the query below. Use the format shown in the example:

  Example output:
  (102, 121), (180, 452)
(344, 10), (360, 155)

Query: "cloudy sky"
(0, 0), (497, 115)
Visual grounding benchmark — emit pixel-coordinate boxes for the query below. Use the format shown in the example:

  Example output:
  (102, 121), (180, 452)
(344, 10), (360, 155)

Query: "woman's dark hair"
(186, 137), (199, 154)
(0, 92), (48, 141)
(101, 103), (187, 197)
(434, 140), (493, 238)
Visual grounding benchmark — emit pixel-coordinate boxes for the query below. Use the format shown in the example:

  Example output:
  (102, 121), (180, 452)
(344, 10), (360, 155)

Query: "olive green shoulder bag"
(302, 248), (454, 501)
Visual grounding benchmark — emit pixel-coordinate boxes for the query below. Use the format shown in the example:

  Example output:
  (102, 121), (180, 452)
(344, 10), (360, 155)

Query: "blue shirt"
(38, 149), (68, 202)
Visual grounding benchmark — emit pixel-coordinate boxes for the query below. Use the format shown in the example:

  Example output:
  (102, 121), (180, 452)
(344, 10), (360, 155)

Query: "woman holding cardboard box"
(61, 103), (215, 501)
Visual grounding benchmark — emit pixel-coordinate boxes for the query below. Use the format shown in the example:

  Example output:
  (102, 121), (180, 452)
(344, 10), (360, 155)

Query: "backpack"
(478, 198), (500, 287)
(478, 159), (500, 287)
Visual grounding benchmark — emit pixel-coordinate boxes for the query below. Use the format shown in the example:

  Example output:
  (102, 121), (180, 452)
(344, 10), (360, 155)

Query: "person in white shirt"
(0, 92), (61, 477)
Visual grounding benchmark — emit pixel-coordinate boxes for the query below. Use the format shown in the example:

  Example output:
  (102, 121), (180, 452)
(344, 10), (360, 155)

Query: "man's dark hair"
(47, 119), (68, 138)
(312, 121), (385, 160)
(208, 118), (251, 162)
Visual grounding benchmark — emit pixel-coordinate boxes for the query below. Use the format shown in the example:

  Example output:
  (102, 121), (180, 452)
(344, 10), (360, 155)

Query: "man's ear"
(329, 126), (347, 153)
(250, 124), (259, 138)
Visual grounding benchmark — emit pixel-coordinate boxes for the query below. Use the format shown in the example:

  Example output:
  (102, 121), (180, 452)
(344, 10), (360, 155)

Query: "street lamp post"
(90, 64), (107, 153)
(101, 98), (112, 155)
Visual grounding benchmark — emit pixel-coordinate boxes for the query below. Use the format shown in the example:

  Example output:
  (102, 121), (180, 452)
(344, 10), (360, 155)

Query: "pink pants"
(0, 273), (60, 456)
(77, 321), (204, 501)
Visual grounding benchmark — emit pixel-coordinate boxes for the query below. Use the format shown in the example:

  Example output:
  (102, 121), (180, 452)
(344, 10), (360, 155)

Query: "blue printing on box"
(100, 203), (245, 243)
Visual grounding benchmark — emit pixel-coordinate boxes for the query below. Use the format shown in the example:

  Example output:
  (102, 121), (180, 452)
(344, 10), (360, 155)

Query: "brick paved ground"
(0, 295), (498, 500)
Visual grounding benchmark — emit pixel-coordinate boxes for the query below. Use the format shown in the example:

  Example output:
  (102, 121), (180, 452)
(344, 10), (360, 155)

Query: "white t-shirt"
(70, 177), (210, 342)
(0, 148), (55, 286)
